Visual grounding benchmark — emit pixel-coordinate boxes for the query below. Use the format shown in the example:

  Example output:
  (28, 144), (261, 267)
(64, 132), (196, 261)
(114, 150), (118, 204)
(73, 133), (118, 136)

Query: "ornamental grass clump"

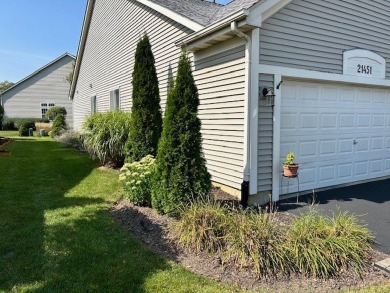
(119, 155), (155, 207)
(224, 210), (289, 277)
(171, 198), (228, 254)
(286, 209), (373, 278)
(81, 111), (131, 167)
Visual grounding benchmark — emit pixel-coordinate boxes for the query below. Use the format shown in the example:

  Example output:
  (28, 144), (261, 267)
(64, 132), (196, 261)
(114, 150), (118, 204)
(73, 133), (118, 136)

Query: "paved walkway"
(278, 178), (390, 255)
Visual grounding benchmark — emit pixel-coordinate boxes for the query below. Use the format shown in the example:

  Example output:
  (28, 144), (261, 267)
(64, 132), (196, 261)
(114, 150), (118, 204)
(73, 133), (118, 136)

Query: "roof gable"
(1, 53), (75, 96)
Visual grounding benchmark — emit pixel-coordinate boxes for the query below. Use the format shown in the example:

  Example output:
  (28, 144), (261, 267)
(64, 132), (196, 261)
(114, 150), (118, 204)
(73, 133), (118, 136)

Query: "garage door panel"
(280, 80), (390, 195)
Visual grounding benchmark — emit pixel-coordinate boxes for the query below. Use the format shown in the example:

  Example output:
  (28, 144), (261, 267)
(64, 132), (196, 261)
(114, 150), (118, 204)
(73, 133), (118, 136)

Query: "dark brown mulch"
(110, 193), (390, 293)
(0, 137), (10, 148)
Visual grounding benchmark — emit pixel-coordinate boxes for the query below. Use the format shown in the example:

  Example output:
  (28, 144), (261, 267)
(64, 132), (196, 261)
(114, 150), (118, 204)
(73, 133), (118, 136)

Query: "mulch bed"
(110, 188), (390, 293)
(0, 137), (11, 156)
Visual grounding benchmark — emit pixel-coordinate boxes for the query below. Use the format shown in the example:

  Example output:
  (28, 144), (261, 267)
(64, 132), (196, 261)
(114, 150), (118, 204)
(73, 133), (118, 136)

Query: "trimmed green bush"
(119, 155), (155, 207)
(152, 51), (211, 215)
(50, 114), (67, 138)
(2, 118), (16, 130)
(46, 106), (67, 120)
(125, 34), (162, 162)
(81, 110), (131, 167)
(13, 118), (49, 130)
(18, 121), (34, 136)
(0, 104), (4, 129)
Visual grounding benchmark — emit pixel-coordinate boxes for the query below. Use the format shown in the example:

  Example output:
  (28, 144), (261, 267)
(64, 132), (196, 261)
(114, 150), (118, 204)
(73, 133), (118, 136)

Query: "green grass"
(0, 131), (388, 293)
(0, 131), (246, 292)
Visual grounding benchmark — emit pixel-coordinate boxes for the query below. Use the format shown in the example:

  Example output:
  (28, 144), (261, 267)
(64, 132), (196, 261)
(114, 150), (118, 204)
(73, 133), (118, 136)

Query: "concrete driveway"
(278, 178), (390, 255)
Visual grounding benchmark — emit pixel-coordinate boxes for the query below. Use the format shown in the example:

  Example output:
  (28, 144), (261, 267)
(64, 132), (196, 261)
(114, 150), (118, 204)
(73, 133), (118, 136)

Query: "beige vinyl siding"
(2, 56), (74, 128)
(259, 0), (390, 78)
(72, 0), (192, 130)
(258, 74), (273, 192)
(194, 45), (246, 190)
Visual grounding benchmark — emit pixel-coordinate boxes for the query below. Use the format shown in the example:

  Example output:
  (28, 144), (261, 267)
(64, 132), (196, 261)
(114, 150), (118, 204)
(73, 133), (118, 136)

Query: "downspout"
(230, 21), (251, 208)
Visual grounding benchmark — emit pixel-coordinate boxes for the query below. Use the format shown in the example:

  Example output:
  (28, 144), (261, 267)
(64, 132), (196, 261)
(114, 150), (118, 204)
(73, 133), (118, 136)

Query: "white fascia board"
(136, 0), (204, 31)
(177, 9), (249, 48)
(259, 64), (390, 88)
(246, 0), (293, 26)
(1, 53), (75, 97)
(69, 0), (95, 100)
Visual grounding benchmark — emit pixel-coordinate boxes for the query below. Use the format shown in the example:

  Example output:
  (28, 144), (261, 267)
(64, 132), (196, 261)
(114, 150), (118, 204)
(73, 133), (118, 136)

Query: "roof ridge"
(0, 53), (75, 96)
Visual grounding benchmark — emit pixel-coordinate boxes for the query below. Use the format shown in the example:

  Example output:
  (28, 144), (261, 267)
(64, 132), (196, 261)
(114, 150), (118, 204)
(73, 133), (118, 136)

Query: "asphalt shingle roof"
(148, 0), (260, 27)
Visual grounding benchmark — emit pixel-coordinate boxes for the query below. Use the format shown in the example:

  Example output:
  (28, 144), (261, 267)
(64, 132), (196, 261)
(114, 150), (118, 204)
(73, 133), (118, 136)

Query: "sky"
(0, 0), (230, 83)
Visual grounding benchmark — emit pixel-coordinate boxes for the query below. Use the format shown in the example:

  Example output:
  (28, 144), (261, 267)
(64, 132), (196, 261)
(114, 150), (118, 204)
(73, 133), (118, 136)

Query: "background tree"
(65, 62), (75, 86)
(45, 106), (67, 120)
(0, 81), (14, 93)
(125, 34), (162, 161)
(152, 51), (211, 215)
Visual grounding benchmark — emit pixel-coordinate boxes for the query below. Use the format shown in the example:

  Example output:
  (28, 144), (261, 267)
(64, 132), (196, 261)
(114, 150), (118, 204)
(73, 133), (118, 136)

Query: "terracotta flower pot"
(283, 164), (299, 177)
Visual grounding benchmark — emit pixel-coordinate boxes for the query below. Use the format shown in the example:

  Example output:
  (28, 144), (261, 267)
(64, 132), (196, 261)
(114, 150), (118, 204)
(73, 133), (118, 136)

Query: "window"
(110, 89), (120, 110)
(41, 103), (55, 118)
(91, 96), (97, 114)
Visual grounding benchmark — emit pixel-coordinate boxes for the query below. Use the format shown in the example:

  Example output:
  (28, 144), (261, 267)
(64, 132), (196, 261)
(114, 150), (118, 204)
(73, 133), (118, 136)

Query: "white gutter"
(230, 21), (251, 204)
(177, 9), (249, 48)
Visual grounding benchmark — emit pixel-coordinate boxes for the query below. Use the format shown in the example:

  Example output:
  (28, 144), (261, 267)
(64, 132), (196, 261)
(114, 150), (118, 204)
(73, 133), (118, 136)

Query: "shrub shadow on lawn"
(1, 138), (172, 292)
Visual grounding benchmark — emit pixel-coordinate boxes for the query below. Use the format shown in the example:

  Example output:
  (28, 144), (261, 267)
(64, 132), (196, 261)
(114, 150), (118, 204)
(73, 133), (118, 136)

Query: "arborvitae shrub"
(125, 34), (162, 162)
(50, 114), (67, 138)
(152, 51), (211, 215)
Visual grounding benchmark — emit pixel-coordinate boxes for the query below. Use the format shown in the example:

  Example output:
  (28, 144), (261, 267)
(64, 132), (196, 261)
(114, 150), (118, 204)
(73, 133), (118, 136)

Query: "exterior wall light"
(260, 87), (275, 106)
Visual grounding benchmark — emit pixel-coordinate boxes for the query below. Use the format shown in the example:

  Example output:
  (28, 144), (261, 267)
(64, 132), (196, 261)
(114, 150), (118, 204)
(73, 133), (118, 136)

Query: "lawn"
(0, 131), (245, 292)
(0, 131), (389, 293)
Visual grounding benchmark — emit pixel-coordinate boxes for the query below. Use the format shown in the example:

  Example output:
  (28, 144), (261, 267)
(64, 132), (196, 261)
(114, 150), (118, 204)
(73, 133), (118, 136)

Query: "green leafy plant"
(18, 120), (38, 136)
(283, 152), (296, 166)
(81, 110), (131, 167)
(119, 155), (155, 207)
(152, 51), (211, 215)
(2, 118), (16, 130)
(50, 114), (67, 138)
(125, 34), (162, 162)
(45, 106), (67, 120)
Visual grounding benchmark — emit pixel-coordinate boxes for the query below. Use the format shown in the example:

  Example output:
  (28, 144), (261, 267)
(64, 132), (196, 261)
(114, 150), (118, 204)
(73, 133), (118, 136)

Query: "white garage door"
(280, 80), (390, 194)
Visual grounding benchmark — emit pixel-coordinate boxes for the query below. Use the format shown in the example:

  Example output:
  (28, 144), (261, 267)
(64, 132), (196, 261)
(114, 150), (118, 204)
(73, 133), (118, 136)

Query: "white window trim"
(109, 88), (121, 110)
(91, 95), (97, 114)
(40, 102), (55, 119)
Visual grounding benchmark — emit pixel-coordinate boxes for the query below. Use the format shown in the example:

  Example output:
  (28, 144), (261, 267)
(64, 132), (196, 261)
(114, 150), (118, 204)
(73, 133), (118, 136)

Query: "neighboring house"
(1, 53), (75, 128)
(70, 0), (390, 205)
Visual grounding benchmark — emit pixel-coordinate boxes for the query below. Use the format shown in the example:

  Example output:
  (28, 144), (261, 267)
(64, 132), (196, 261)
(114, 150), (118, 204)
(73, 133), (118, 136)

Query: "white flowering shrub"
(119, 155), (155, 206)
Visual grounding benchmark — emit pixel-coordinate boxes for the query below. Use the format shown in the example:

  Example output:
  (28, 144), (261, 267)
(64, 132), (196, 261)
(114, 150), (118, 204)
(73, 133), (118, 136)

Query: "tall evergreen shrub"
(50, 114), (67, 138)
(152, 51), (211, 215)
(125, 34), (162, 161)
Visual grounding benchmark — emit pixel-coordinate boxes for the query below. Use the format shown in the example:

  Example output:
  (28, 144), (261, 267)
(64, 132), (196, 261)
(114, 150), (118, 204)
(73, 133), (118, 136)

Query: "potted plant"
(283, 152), (299, 177)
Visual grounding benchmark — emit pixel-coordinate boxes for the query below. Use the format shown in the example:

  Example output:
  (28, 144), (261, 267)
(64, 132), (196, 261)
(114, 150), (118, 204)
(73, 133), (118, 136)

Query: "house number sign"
(343, 49), (386, 79)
